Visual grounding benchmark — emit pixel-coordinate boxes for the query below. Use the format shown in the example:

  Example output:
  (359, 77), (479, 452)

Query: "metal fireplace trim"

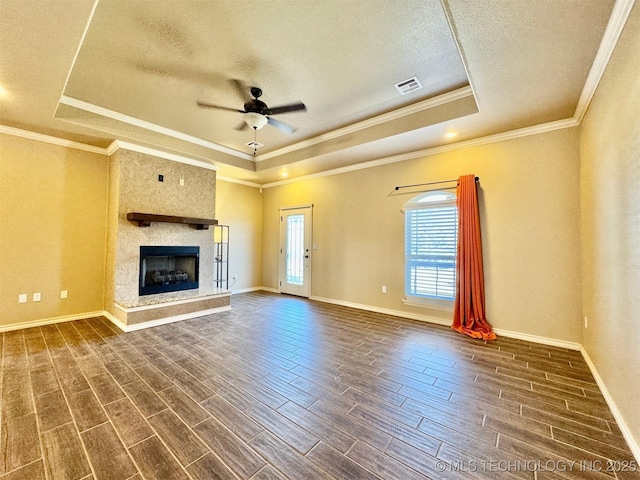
(139, 246), (200, 296)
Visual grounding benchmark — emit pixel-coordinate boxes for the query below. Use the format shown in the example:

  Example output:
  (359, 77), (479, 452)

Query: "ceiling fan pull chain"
(253, 128), (258, 156)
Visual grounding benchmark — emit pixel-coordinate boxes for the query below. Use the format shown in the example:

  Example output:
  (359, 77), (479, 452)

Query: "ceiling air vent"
(394, 76), (423, 95)
(245, 140), (264, 150)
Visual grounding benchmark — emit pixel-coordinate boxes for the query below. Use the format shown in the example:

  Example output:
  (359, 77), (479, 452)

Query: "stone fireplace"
(104, 147), (230, 329)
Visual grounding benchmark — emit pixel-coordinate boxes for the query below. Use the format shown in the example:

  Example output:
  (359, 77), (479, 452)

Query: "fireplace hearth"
(139, 246), (199, 296)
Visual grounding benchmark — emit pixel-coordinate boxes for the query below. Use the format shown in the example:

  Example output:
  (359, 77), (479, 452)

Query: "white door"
(279, 206), (312, 297)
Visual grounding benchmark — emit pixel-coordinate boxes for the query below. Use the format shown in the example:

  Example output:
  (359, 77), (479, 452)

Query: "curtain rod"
(394, 176), (479, 191)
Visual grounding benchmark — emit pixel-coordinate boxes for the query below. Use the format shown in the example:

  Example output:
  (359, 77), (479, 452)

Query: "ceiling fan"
(197, 82), (306, 134)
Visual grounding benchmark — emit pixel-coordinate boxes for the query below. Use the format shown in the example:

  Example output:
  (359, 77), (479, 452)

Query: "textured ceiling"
(0, 0), (618, 184)
(63, 0), (469, 151)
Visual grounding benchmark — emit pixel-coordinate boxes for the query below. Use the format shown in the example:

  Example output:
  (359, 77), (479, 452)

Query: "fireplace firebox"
(139, 246), (199, 296)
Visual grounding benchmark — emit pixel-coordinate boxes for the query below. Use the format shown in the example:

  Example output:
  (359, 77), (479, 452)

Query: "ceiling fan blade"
(267, 116), (297, 134)
(234, 121), (249, 131)
(196, 101), (244, 113)
(266, 102), (306, 115)
(230, 79), (251, 102)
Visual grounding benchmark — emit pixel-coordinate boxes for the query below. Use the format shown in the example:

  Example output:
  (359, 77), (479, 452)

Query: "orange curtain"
(452, 174), (497, 341)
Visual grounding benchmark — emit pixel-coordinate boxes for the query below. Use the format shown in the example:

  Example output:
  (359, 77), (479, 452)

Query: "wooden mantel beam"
(126, 212), (218, 230)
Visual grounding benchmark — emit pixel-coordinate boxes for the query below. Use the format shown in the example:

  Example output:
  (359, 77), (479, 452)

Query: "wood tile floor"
(1, 291), (638, 480)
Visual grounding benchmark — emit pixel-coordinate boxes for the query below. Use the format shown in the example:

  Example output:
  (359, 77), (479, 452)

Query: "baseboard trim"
(580, 346), (640, 463)
(309, 295), (452, 327)
(309, 295), (581, 350)
(101, 310), (123, 330)
(0, 311), (105, 332)
(0, 302), (234, 333)
(259, 286), (281, 294)
(492, 327), (581, 351)
(103, 306), (232, 332)
(231, 286), (265, 294)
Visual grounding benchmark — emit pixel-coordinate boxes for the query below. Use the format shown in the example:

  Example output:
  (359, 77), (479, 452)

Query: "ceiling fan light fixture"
(243, 112), (268, 130)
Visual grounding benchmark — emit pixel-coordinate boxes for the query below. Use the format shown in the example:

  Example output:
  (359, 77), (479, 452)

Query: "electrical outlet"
(584, 316), (588, 328)
(61, 290), (68, 299)
(18, 293), (27, 303)
(33, 292), (42, 302)
(382, 285), (387, 294)
(179, 178), (185, 186)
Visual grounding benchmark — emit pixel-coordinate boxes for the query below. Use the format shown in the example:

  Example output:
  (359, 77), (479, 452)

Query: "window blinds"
(405, 204), (458, 300)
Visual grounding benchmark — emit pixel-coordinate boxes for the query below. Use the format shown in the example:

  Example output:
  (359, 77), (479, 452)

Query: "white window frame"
(403, 191), (458, 311)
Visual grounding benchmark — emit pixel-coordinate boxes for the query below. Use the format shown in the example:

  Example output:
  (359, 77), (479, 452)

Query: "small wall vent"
(394, 76), (423, 95)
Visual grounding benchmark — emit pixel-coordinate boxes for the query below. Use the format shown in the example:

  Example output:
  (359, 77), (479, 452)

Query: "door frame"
(278, 204), (313, 298)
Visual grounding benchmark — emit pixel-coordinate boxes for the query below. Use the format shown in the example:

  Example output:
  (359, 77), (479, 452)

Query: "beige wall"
(0, 135), (109, 327)
(580, 3), (640, 447)
(262, 128), (583, 343)
(215, 180), (264, 291)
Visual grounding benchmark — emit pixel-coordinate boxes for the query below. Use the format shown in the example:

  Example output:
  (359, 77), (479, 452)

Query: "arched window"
(404, 191), (458, 307)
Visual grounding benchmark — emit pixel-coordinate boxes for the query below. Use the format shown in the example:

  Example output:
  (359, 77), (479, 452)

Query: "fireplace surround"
(105, 148), (231, 328)
(139, 246), (199, 296)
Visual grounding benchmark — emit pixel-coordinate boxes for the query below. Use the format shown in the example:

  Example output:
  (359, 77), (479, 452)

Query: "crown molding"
(57, 86), (472, 167)
(0, 124), (108, 154)
(255, 86), (474, 163)
(58, 0), (99, 104)
(3, 115), (578, 189)
(573, 0), (636, 123)
(451, 118), (579, 149)
(261, 117), (578, 188)
(105, 140), (120, 156)
(0, 123), (220, 173)
(108, 140), (218, 171)
(440, 0), (481, 110)
(216, 175), (262, 188)
(59, 95), (253, 160)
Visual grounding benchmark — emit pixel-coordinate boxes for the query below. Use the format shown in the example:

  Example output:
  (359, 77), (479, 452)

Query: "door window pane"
(286, 214), (305, 285)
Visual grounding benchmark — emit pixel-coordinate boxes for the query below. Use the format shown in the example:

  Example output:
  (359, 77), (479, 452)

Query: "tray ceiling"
(0, 0), (620, 184)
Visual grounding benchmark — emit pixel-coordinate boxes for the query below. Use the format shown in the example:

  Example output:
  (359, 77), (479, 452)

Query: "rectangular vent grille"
(394, 76), (423, 95)
(245, 140), (264, 149)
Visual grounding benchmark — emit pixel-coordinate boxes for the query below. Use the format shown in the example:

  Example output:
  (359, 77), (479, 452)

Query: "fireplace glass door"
(139, 246), (199, 296)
